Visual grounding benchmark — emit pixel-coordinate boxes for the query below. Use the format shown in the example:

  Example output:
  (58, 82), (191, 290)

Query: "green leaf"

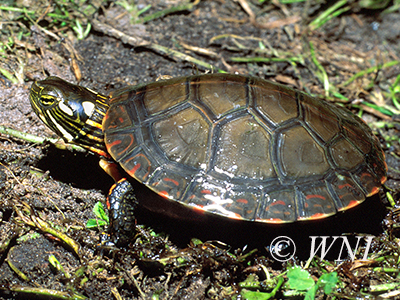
(190, 238), (203, 246)
(305, 284), (318, 300)
(241, 289), (274, 300)
(93, 202), (109, 223)
(86, 219), (107, 229)
(287, 266), (315, 291)
(318, 272), (338, 294)
(48, 254), (62, 272)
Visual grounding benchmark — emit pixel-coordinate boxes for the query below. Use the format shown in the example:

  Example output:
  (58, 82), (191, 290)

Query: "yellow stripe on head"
(29, 76), (109, 156)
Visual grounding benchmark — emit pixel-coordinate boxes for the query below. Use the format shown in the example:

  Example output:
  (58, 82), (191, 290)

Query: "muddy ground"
(1, 0), (400, 299)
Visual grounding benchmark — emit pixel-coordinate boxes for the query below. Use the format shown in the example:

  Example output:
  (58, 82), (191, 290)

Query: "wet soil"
(1, 0), (400, 299)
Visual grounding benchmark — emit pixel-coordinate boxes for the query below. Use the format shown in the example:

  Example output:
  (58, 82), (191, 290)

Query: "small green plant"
(72, 20), (91, 40)
(116, 0), (151, 23)
(287, 266), (338, 299)
(86, 202), (109, 229)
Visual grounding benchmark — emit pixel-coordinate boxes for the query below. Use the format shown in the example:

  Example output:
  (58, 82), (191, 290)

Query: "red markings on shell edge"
(360, 172), (372, 181)
(108, 139), (122, 147)
(236, 198), (248, 204)
(231, 213), (244, 220)
(270, 200), (286, 206)
(159, 191), (169, 198)
(367, 186), (380, 197)
(381, 174), (387, 184)
(193, 205), (205, 214)
(306, 194), (326, 200)
(338, 183), (353, 190)
(257, 217), (285, 224)
(125, 153), (151, 180)
(339, 199), (360, 211)
(107, 133), (136, 160)
(129, 163), (141, 176)
(201, 190), (212, 194)
(306, 213), (328, 220)
(164, 178), (179, 186)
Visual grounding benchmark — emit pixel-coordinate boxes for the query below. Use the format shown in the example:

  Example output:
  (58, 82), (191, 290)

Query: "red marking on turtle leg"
(106, 178), (126, 209)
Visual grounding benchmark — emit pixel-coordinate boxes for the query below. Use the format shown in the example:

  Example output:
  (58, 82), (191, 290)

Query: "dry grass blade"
(179, 41), (220, 59)
(14, 202), (81, 258)
(91, 19), (151, 47)
(236, 0), (300, 29)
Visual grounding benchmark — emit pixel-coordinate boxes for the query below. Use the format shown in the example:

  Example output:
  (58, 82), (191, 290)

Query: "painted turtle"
(29, 74), (387, 244)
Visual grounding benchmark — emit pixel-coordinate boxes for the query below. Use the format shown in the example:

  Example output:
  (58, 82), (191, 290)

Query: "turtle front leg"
(100, 159), (137, 246)
(106, 179), (137, 246)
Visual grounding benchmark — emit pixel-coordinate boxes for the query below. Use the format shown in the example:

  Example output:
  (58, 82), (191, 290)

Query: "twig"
(91, 19), (224, 72)
(0, 125), (86, 153)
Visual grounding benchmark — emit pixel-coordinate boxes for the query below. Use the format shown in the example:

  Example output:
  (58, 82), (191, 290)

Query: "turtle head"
(30, 76), (110, 157)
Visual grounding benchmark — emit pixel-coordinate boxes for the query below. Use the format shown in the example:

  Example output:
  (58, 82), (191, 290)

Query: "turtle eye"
(38, 88), (60, 107)
(39, 94), (57, 106)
